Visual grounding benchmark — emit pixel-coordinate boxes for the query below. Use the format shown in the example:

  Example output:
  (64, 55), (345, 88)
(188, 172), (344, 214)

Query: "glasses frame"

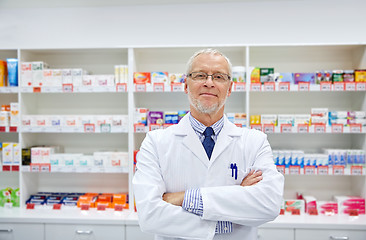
(187, 72), (231, 83)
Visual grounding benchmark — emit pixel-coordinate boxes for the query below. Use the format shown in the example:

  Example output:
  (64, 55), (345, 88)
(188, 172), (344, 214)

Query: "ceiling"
(0, 0), (300, 8)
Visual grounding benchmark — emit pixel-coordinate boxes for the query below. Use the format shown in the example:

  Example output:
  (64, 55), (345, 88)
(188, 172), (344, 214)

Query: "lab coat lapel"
(174, 114), (209, 168)
(210, 116), (241, 164)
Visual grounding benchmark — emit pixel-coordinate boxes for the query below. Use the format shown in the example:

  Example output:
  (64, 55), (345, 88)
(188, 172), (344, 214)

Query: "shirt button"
(224, 227), (228, 231)
(190, 202), (194, 207)
(188, 209), (192, 212)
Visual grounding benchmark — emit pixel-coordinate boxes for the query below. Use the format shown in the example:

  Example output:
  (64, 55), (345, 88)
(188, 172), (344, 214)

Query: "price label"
(356, 82), (366, 91)
(304, 165), (316, 175)
(171, 83), (183, 92)
(281, 124), (292, 133)
(26, 203), (35, 210)
(11, 165), (19, 172)
(345, 82), (356, 91)
(349, 124), (362, 133)
(331, 124), (343, 133)
(97, 204), (106, 211)
(31, 164), (40, 172)
(234, 82), (245, 91)
(149, 124), (161, 131)
(308, 209), (318, 215)
(81, 204), (90, 211)
(297, 124), (309, 133)
(289, 165), (300, 175)
(320, 82), (332, 91)
(40, 164), (51, 172)
(263, 82), (275, 91)
(318, 166), (329, 175)
(250, 83), (261, 91)
(134, 124), (146, 133)
(84, 124), (95, 133)
(351, 166), (363, 175)
(314, 124), (326, 133)
(0, 126), (5, 132)
(33, 87), (41, 93)
(291, 209), (301, 215)
(114, 204), (124, 212)
(298, 82), (310, 91)
(333, 82), (345, 91)
(153, 83), (164, 92)
(4, 202), (13, 209)
(9, 126), (17, 132)
(53, 204), (62, 210)
(349, 209), (359, 216)
(100, 124), (111, 133)
(135, 83), (146, 92)
(116, 83), (127, 92)
(62, 84), (73, 93)
(278, 82), (290, 91)
(263, 124), (275, 133)
(276, 165), (285, 175)
(251, 124), (262, 131)
(2, 165), (11, 171)
(333, 165), (345, 175)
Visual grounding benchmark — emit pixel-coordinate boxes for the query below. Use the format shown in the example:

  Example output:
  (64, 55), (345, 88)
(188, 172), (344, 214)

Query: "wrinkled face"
(185, 53), (233, 114)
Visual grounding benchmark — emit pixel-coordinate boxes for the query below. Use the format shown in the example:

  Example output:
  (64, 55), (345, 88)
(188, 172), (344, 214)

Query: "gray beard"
(187, 86), (227, 114)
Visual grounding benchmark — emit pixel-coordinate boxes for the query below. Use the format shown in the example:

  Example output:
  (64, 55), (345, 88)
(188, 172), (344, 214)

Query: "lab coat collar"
(174, 113), (241, 167)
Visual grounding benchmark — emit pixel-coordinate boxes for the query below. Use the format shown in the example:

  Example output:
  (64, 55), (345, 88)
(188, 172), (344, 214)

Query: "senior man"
(133, 48), (284, 240)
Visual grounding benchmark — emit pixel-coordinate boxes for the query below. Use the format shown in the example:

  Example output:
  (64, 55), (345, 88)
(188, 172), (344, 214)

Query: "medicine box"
(261, 114), (277, 125)
(134, 72), (151, 84)
(294, 73), (315, 84)
(151, 72), (168, 84)
(169, 73), (185, 84)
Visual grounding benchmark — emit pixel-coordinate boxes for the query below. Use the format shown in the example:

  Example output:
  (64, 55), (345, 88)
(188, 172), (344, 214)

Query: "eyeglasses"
(188, 72), (231, 83)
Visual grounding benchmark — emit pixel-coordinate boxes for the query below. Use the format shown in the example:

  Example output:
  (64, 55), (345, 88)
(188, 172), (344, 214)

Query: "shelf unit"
(1, 44), (366, 239)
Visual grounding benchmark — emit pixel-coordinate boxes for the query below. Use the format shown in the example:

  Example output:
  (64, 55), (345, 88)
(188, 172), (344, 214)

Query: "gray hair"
(186, 48), (232, 77)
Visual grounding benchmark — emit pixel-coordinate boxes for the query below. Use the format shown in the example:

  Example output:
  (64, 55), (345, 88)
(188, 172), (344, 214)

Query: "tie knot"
(203, 127), (214, 137)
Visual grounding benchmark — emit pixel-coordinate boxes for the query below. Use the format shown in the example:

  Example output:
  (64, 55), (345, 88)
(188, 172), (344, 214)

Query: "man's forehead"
(191, 53), (229, 70)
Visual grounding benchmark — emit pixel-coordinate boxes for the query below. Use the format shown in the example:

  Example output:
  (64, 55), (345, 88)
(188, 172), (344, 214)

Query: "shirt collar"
(189, 113), (224, 136)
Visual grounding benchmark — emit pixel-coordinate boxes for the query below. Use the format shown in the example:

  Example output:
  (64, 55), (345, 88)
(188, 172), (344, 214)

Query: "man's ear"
(227, 81), (233, 97)
(184, 77), (188, 94)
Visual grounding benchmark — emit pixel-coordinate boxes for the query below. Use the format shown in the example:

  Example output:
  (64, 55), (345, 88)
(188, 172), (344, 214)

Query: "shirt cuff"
(182, 189), (203, 216)
(215, 221), (233, 234)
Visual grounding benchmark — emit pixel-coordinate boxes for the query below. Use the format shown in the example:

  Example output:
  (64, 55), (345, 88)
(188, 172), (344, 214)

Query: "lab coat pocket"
(226, 168), (246, 185)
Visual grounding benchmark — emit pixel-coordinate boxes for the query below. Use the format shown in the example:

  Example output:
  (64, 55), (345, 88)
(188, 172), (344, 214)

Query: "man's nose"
(204, 75), (215, 86)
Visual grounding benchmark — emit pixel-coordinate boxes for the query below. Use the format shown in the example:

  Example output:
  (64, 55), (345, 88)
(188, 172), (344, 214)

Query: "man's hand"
(162, 191), (185, 206)
(240, 170), (263, 187)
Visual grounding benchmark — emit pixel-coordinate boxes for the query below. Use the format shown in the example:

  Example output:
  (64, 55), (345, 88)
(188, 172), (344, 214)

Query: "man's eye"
(214, 74), (223, 79)
(196, 73), (206, 78)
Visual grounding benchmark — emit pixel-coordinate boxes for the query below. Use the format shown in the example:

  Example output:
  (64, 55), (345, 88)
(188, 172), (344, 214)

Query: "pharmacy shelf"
(21, 166), (129, 174)
(0, 87), (19, 93)
(279, 167), (365, 176)
(1, 208), (365, 230)
(249, 82), (366, 92)
(21, 126), (128, 133)
(251, 125), (365, 134)
(0, 126), (18, 132)
(19, 86), (127, 93)
(0, 44), (365, 235)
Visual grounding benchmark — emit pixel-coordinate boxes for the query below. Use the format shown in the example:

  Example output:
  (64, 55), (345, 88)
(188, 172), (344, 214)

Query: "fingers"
(240, 170), (263, 187)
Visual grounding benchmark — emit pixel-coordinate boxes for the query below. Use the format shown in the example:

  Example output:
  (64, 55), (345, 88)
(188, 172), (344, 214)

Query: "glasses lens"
(212, 73), (229, 82)
(191, 72), (207, 80)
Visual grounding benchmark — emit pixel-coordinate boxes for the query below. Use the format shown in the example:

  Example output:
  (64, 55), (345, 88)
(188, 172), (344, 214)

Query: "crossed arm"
(162, 169), (263, 206)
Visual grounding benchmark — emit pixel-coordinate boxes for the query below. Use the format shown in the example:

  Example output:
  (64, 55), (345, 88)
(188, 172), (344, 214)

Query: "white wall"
(0, 0), (365, 49)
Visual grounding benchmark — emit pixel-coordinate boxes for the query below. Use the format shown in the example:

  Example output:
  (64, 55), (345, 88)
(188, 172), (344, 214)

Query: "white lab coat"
(133, 113), (284, 240)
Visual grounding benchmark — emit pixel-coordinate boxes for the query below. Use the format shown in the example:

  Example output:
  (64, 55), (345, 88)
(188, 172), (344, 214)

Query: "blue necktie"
(203, 127), (215, 160)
